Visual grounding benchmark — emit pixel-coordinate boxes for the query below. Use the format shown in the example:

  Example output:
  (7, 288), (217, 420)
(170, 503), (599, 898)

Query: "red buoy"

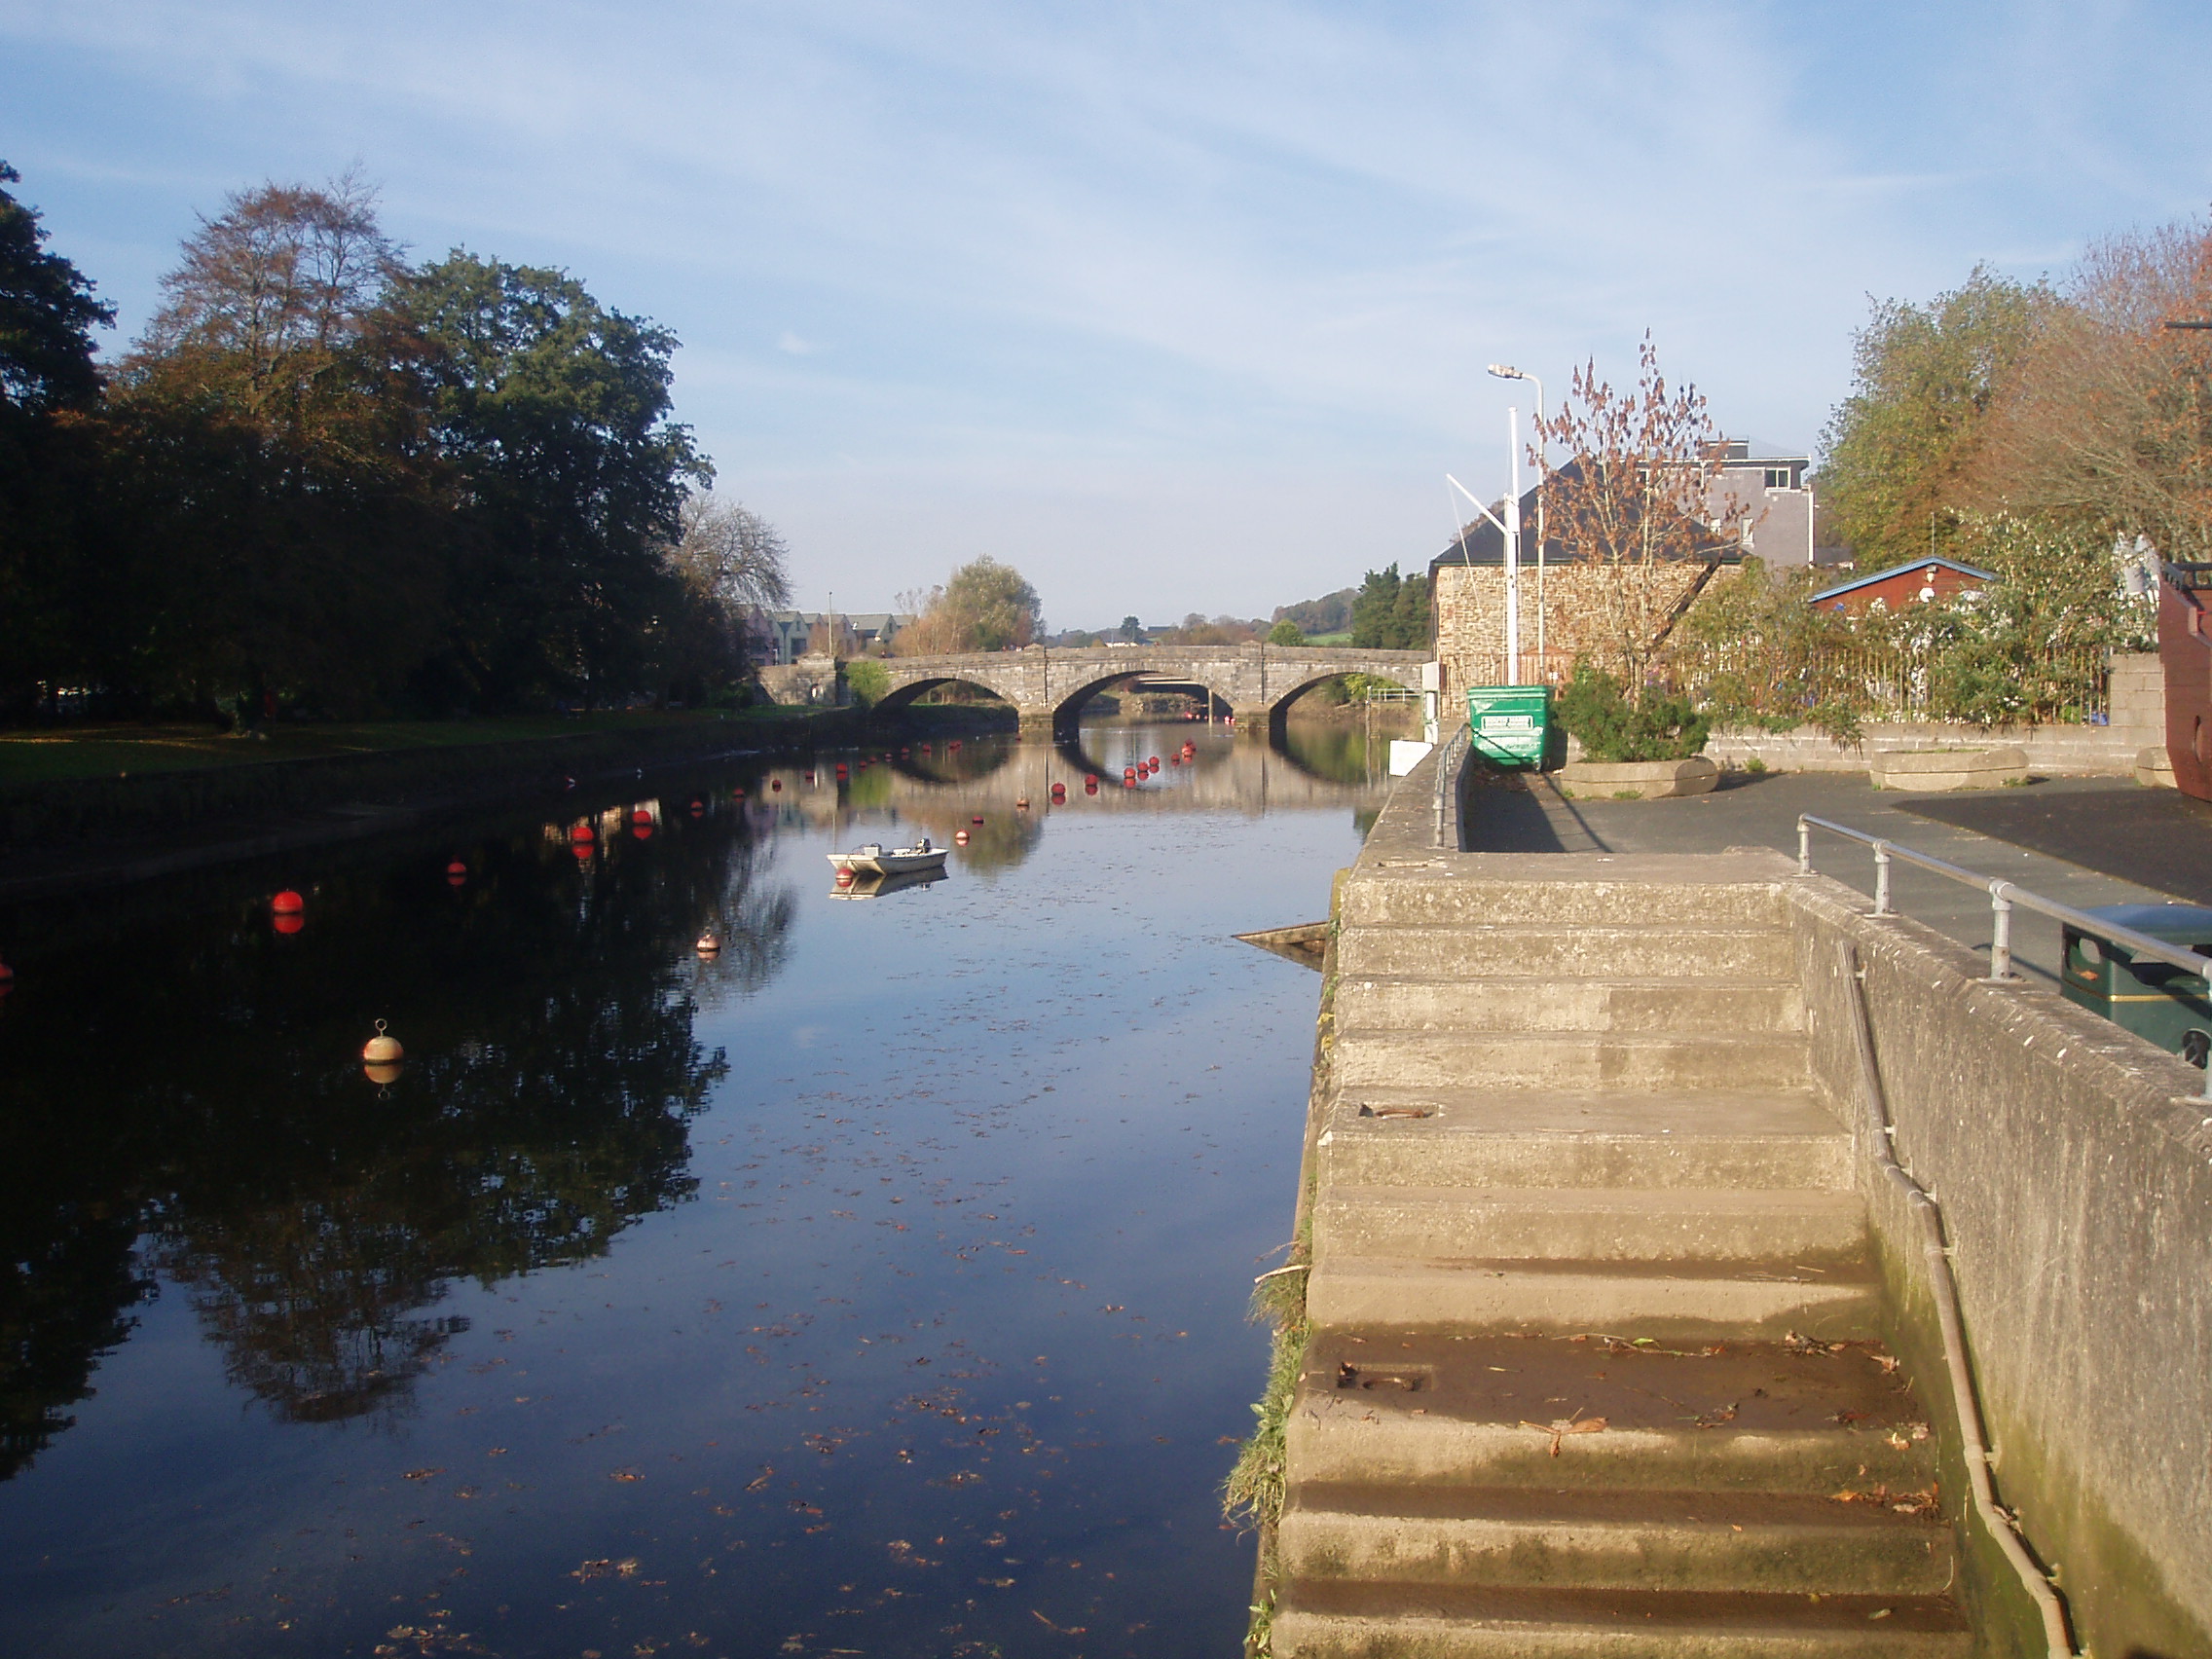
(1050, 783), (1066, 797)
(445, 860), (467, 878)
(272, 889), (306, 914)
(1085, 780), (1098, 793)
(0, 959), (14, 982)
(571, 823), (595, 842)
(771, 779), (783, 792)
(631, 808), (653, 825)
(273, 912), (305, 935)
(1149, 756), (1160, 768)
(733, 787), (746, 798)
(972, 815), (984, 825)
(631, 824), (653, 841)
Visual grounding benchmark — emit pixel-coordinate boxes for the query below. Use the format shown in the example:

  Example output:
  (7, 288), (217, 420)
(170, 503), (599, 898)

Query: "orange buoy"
(362, 1019), (403, 1064)
(1015, 797), (1029, 810)
(954, 830), (970, 844)
(272, 889), (305, 914)
(695, 931), (721, 956)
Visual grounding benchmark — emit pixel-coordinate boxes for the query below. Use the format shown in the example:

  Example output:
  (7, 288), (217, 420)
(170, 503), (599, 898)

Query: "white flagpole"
(1505, 408), (1522, 684)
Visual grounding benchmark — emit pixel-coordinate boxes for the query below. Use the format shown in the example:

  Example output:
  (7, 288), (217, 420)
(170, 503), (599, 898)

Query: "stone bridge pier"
(866, 644), (1431, 738)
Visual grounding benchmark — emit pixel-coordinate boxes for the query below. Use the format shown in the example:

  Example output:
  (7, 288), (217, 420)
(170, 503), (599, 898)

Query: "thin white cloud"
(6, 0), (2211, 620)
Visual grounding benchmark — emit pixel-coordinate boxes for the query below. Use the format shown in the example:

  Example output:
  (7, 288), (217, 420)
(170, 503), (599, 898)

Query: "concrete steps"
(1280, 1484), (1953, 1595)
(1321, 1088), (1854, 1190)
(1338, 925), (1797, 980)
(1335, 976), (1806, 1035)
(1310, 1185), (1866, 1266)
(1272, 1582), (1972, 1658)
(1332, 1031), (1811, 1093)
(1278, 851), (1967, 1650)
(1304, 1257), (1880, 1338)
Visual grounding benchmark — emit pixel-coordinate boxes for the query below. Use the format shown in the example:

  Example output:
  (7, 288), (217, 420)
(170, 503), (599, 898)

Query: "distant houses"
(755, 611), (916, 665)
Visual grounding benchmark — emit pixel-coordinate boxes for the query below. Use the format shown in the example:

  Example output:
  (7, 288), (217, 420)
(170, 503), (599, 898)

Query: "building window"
(1763, 467), (1793, 489)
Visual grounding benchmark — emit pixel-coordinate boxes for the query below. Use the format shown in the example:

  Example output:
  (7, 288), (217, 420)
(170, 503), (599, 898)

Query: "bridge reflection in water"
(753, 719), (1411, 876)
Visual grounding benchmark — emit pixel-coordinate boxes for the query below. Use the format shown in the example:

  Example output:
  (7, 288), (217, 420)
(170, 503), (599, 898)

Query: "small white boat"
(827, 837), (949, 877)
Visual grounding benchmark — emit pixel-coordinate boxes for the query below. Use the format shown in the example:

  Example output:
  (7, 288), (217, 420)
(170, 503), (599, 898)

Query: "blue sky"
(5, 0), (2209, 626)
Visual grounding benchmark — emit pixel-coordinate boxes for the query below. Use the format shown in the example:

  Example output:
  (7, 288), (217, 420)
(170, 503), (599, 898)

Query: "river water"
(0, 719), (1391, 1659)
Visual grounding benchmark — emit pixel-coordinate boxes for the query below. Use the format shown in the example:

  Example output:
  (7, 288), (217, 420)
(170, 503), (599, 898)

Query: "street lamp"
(1489, 364), (1548, 674)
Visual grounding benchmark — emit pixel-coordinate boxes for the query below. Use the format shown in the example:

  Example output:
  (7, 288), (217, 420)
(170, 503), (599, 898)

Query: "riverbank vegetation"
(0, 164), (788, 726)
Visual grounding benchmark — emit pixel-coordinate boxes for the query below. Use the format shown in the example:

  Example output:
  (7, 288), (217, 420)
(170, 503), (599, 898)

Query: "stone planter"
(1869, 747), (2029, 792)
(2138, 745), (2178, 790)
(1559, 756), (1719, 800)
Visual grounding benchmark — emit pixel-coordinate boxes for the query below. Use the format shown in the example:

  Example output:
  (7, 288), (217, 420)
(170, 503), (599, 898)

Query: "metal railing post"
(1872, 843), (1893, 916)
(1989, 884), (2014, 981)
(1797, 817), (1811, 876)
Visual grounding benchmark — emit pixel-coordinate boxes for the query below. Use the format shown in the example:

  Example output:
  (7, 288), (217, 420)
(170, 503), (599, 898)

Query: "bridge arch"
(859, 645), (1430, 736)
(872, 673), (1023, 716)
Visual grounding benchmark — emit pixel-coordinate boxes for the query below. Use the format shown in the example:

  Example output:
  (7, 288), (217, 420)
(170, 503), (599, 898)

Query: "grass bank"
(0, 706), (865, 856)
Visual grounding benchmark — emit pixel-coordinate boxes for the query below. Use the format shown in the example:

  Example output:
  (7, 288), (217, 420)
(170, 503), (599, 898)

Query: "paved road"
(1464, 769), (2212, 988)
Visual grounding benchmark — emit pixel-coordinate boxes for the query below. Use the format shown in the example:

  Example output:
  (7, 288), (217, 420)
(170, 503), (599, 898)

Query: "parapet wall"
(1787, 879), (2212, 1659)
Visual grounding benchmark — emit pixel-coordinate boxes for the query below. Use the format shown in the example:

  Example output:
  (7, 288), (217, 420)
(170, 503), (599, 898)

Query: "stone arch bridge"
(866, 644), (1430, 737)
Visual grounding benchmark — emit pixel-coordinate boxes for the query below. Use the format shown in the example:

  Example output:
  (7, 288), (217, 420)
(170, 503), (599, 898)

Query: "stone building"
(1427, 464), (1742, 701)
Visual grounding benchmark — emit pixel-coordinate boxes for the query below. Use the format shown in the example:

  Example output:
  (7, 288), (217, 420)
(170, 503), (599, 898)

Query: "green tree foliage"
(0, 162), (112, 423)
(0, 164), (115, 716)
(1273, 586), (1356, 637)
(0, 167), (750, 722)
(404, 251), (711, 707)
(1349, 564), (1429, 649)
(1120, 614), (1142, 642)
(842, 656), (890, 707)
(1555, 660), (1709, 762)
(1267, 618), (1305, 645)
(1818, 267), (2049, 570)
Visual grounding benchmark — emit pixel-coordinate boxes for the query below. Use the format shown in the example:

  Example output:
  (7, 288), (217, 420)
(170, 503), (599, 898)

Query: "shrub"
(1555, 661), (1711, 762)
(842, 658), (890, 708)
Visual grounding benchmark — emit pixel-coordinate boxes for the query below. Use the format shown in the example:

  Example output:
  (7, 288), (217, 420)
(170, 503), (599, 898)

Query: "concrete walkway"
(1466, 771), (2201, 989)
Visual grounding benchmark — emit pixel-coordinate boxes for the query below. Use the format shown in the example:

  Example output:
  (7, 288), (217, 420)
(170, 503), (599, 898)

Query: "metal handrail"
(1798, 813), (2212, 1100)
(1432, 721), (1472, 850)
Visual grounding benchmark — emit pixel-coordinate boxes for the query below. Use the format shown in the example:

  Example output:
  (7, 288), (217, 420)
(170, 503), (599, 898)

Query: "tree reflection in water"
(0, 792), (792, 1454)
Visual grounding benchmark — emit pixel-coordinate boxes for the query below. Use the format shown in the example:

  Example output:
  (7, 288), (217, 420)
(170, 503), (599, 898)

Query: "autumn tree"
(894, 557), (1042, 653)
(1969, 218), (2212, 561)
(1533, 334), (1739, 682)
(1819, 267), (2050, 570)
(100, 174), (446, 717)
